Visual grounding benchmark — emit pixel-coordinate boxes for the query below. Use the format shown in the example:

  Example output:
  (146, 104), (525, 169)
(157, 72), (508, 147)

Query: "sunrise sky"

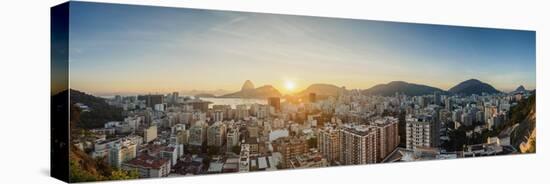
(67, 2), (536, 96)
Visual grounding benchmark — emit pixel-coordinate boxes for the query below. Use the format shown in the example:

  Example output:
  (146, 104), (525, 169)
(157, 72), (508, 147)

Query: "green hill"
(509, 94), (536, 150)
(70, 89), (124, 129)
(363, 81), (445, 96)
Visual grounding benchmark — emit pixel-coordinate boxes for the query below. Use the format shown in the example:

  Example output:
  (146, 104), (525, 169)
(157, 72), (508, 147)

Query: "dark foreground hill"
(509, 94), (536, 152)
(70, 89), (123, 129)
(69, 108), (138, 182)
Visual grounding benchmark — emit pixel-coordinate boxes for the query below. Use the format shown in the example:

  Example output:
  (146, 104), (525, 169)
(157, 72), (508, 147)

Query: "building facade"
(406, 115), (439, 150)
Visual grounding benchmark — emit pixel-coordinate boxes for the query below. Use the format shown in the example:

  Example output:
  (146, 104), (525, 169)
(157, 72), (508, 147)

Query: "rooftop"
(124, 154), (169, 169)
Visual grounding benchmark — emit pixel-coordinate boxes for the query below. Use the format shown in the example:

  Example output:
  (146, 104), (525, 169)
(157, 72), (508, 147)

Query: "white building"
(226, 128), (240, 152)
(92, 137), (138, 168)
(144, 125), (158, 143)
(406, 115), (439, 150)
(212, 110), (224, 122)
(188, 122), (207, 146)
(269, 129), (289, 141)
(207, 121), (227, 147)
(154, 103), (165, 112)
(160, 146), (178, 166)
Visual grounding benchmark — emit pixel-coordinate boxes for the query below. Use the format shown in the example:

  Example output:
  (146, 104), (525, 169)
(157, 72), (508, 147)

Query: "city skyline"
(68, 2), (535, 96)
(56, 2), (536, 182)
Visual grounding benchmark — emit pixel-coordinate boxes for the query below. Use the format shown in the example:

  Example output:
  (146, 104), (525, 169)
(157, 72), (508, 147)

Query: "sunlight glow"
(285, 80), (296, 91)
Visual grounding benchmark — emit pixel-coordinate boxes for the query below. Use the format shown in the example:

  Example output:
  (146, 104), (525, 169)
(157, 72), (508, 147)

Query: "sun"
(285, 80), (296, 91)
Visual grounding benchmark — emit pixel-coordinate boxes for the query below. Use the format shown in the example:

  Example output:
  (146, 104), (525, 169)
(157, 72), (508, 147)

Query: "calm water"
(100, 95), (268, 109)
(201, 97), (268, 108)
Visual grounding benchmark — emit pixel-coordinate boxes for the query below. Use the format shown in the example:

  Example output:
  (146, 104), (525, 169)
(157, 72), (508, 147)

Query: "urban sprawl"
(71, 85), (533, 178)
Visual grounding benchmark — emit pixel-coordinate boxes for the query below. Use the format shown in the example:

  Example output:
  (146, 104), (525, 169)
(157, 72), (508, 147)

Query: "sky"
(67, 2), (536, 96)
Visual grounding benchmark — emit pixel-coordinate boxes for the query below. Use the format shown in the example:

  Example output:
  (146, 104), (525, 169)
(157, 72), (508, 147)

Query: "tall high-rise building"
(226, 128), (240, 152)
(406, 115), (440, 150)
(418, 96), (427, 108)
(176, 129), (189, 145)
(235, 104), (249, 120)
(255, 104), (270, 119)
(339, 125), (378, 165)
(212, 110), (224, 122)
(189, 122), (207, 146)
(207, 122), (227, 147)
(144, 125), (158, 143)
(434, 91), (441, 105)
(445, 98), (453, 111)
(172, 92), (179, 104)
(213, 105), (233, 120)
(372, 117), (400, 162)
(317, 126), (340, 163)
(268, 97), (281, 112)
(273, 137), (308, 168)
(138, 94), (164, 108)
(309, 93), (317, 103)
(183, 99), (211, 112)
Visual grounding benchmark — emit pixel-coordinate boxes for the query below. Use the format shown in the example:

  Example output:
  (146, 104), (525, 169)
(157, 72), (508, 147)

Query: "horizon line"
(69, 78), (535, 97)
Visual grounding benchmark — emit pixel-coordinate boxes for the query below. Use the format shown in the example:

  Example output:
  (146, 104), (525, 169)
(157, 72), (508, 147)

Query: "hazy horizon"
(67, 2), (536, 96)
(72, 78), (534, 97)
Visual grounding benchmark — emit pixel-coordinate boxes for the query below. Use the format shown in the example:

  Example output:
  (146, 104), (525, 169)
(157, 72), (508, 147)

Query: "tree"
(69, 159), (100, 182)
(442, 128), (467, 152)
(109, 169), (139, 180)
(69, 144), (138, 182)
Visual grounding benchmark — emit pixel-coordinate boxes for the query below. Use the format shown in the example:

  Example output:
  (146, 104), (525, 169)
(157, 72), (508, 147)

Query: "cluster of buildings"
(71, 88), (532, 178)
(317, 117), (399, 165)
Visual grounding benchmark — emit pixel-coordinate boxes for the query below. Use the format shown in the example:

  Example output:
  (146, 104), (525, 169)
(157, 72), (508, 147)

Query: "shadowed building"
(268, 97), (281, 113)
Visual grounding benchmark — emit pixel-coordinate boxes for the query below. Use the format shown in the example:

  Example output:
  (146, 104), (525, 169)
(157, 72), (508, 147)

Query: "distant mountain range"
(241, 80), (255, 91)
(218, 79), (512, 99)
(362, 81), (446, 96)
(296, 83), (345, 98)
(181, 89), (230, 96)
(512, 85), (527, 94)
(448, 79), (500, 95)
(220, 81), (345, 99)
(220, 80), (282, 98)
(194, 93), (217, 98)
(364, 79), (503, 96)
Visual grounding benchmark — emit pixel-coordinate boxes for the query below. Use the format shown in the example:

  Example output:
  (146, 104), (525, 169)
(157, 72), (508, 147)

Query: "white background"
(0, 0), (548, 183)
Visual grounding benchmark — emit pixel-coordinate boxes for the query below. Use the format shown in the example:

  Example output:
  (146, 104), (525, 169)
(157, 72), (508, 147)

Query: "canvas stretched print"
(51, 1), (536, 183)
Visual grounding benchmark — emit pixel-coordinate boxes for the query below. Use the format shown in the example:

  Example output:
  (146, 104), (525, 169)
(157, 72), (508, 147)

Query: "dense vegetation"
(69, 145), (139, 182)
(70, 89), (124, 129)
(363, 81), (446, 97)
(509, 94), (536, 149)
(508, 94), (536, 128)
(69, 104), (138, 182)
(448, 79), (500, 96)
